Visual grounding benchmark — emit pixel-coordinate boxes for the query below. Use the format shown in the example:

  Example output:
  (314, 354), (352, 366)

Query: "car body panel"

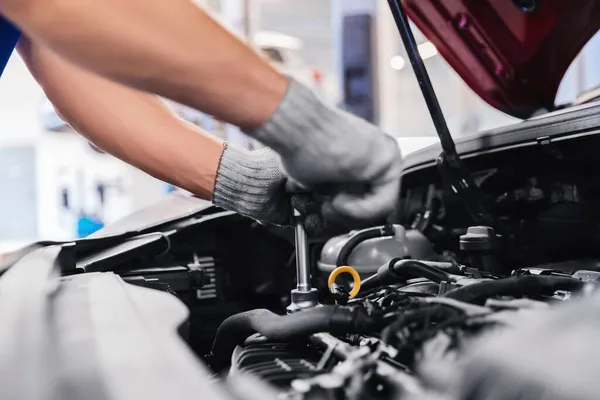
(400, 100), (600, 174)
(402, 0), (600, 118)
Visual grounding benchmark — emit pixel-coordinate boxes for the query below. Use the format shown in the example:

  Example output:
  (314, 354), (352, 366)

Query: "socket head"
(286, 288), (320, 314)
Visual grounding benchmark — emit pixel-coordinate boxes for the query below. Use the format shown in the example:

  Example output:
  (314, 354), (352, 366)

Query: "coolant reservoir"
(318, 225), (436, 278)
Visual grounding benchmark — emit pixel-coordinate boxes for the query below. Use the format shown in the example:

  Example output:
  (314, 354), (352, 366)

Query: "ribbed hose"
(210, 306), (375, 367)
(360, 259), (455, 292)
(442, 275), (586, 305)
(336, 225), (395, 267)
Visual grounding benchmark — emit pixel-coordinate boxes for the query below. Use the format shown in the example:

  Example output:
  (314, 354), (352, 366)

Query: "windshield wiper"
(387, 0), (493, 226)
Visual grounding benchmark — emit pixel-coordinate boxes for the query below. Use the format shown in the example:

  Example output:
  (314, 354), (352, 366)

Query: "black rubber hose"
(210, 306), (375, 367)
(442, 275), (586, 305)
(361, 259), (453, 292)
(336, 225), (396, 267)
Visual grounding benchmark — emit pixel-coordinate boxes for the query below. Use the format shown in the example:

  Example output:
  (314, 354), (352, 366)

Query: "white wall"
(557, 32), (600, 105)
(0, 52), (44, 143)
(374, 0), (402, 134)
(0, 52), (45, 249)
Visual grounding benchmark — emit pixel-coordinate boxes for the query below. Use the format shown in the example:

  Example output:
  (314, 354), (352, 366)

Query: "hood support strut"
(387, 0), (493, 226)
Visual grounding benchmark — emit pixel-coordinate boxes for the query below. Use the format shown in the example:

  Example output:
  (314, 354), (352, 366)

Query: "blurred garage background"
(0, 0), (599, 251)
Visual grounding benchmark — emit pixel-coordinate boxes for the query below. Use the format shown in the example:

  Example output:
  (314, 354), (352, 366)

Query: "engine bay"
(4, 184), (599, 400)
(199, 219), (599, 400)
(106, 131), (600, 399)
(183, 109), (600, 400)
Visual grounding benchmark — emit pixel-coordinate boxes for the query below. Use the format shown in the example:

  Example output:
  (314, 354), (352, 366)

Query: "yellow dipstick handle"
(328, 266), (361, 297)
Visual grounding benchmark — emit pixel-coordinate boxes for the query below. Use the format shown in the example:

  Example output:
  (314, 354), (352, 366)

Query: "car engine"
(200, 216), (598, 400)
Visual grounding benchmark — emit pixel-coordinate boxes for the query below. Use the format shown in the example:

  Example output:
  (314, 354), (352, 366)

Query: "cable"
(133, 232), (171, 257)
(336, 225), (395, 267)
(361, 259), (454, 292)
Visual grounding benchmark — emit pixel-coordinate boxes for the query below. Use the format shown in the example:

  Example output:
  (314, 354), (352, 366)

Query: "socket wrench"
(287, 207), (320, 313)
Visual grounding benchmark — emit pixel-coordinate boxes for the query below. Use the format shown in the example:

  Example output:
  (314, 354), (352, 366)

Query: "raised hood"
(402, 0), (600, 118)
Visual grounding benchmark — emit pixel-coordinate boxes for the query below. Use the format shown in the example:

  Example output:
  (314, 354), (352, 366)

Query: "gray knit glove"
(245, 78), (402, 226)
(212, 144), (323, 231)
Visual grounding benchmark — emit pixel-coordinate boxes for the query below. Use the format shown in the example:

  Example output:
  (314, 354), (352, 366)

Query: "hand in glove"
(245, 78), (403, 227)
(211, 144), (324, 232)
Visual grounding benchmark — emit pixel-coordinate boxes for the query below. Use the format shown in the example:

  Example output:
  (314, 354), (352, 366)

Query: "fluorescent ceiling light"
(390, 55), (406, 70)
(418, 41), (438, 60)
(254, 31), (303, 50)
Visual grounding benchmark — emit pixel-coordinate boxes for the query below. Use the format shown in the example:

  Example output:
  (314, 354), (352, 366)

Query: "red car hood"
(402, 0), (600, 118)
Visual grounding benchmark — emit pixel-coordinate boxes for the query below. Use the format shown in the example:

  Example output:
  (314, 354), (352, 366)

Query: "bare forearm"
(18, 37), (224, 199)
(4, 0), (286, 129)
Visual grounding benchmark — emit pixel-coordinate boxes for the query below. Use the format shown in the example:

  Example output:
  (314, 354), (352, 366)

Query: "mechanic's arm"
(7, 0), (403, 224)
(3, 0), (285, 129)
(18, 36), (307, 226)
(17, 37), (226, 199)
(19, 37), (326, 229)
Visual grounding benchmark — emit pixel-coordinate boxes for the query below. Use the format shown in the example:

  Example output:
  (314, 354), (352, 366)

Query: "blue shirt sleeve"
(0, 16), (21, 78)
